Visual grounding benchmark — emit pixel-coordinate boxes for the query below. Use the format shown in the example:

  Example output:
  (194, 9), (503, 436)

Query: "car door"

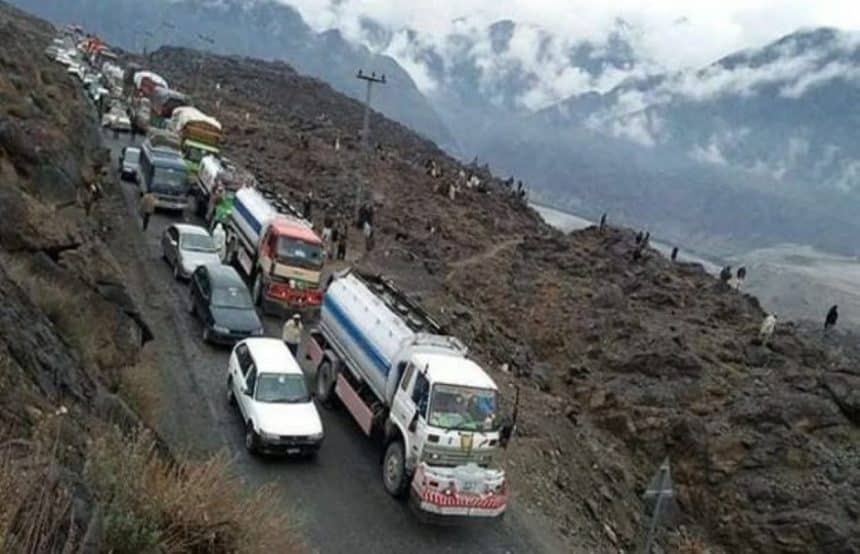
(231, 344), (253, 418)
(162, 226), (177, 264)
(168, 227), (180, 265)
(241, 364), (258, 422)
(407, 371), (431, 460)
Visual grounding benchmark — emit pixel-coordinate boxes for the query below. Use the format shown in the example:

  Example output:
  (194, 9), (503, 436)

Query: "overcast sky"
(284, 0), (860, 70)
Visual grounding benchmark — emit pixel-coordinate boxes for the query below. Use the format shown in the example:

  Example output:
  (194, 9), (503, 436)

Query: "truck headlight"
(288, 279), (296, 288)
(309, 431), (324, 442)
(212, 324), (230, 334)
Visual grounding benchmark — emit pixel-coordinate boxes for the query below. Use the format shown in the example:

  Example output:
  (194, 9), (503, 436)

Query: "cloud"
(280, 1), (860, 112)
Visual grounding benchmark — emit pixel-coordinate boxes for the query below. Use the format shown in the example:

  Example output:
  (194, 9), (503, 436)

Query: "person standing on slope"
(824, 305), (839, 336)
(759, 313), (777, 346)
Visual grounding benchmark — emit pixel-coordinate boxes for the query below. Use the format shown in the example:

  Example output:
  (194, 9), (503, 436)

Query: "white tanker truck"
(302, 270), (512, 519)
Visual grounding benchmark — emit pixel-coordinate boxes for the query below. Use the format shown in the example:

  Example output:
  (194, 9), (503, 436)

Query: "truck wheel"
(383, 440), (409, 498)
(316, 360), (336, 408)
(244, 421), (260, 455)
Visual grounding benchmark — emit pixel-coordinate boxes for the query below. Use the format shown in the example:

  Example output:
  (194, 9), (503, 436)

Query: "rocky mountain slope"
(0, 3), (297, 551)
(145, 44), (860, 553)
(8, 0), (458, 153)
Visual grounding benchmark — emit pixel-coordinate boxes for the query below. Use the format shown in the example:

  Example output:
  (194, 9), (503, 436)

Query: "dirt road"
(102, 131), (559, 554)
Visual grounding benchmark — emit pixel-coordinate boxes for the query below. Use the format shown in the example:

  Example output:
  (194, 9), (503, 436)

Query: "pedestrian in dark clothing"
(130, 126), (136, 142)
(671, 247), (679, 261)
(139, 192), (157, 231)
(824, 305), (839, 336)
(599, 213), (607, 232)
(643, 232), (650, 247)
(736, 266), (747, 289)
(719, 266), (732, 283)
(635, 232), (643, 245)
(336, 233), (347, 260)
(302, 192), (313, 220)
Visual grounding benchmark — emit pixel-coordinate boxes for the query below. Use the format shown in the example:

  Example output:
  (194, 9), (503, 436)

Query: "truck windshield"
(277, 237), (323, 270)
(152, 166), (188, 194)
(428, 385), (498, 432)
(255, 373), (310, 403)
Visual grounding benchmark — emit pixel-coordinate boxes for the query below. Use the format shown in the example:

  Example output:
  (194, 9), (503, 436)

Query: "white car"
(227, 338), (324, 456)
(160, 224), (222, 280)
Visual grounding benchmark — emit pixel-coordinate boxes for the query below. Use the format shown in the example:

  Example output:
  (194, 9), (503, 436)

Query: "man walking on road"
(139, 192), (157, 231)
(281, 313), (303, 356)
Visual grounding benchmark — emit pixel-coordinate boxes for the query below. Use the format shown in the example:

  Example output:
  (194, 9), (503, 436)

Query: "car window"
(412, 372), (430, 419)
(180, 233), (217, 253)
(255, 373), (310, 403)
(246, 365), (257, 393)
(235, 343), (251, 376)
(212, 285), (253, 310)
(399, 362), (414, 392)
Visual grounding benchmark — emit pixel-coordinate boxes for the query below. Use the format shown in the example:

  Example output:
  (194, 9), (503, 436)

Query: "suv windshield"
(428, 385), (498, 432)
(212, 285), (253, 310)
(277, 237), (323, 270)
(180, 233), (216, 253)
(255, 373), (310, 403)
(152, 166), (188, 192)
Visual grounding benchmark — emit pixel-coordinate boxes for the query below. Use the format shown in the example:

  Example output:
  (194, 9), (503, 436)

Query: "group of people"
(719, 265), (747, 290)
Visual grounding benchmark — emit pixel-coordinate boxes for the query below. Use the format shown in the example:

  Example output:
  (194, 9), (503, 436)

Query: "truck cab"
(249, 219), (324, 314)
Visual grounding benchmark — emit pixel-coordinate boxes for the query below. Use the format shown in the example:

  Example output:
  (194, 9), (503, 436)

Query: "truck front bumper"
(409, 465), (507, 519)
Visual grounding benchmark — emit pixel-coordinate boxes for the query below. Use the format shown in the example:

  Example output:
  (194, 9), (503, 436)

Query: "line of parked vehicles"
(58, 26), (516, 521)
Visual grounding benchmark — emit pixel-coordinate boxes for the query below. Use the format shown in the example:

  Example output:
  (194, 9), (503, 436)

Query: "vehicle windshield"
(152, 166), (188, 193)
(277, 237), (323, 270)
(125, 149), (140, 163)
(180, 233), (217, 253)
(211, 285), (253, 310)
(428, 385), (498, 432)
(255, 373), (310, 403)
(183, 145), (205, 163)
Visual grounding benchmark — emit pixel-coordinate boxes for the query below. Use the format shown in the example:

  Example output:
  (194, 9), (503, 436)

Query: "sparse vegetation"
(84, 427), (303, 554)
(118, 345), (163, 427)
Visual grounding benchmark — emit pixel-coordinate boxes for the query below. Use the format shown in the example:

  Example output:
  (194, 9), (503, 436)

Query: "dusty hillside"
(146, 45), (860, 553)
(0, 4), (299, 552)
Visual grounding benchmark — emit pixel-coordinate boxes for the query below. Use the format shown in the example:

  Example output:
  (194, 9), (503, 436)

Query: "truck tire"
(382, 440), (409, 498)
(316, 360), (337, 408)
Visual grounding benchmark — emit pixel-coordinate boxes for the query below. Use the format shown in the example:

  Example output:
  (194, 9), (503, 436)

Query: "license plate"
(286, 448), (300, 455)
(461, 481), (478, 493)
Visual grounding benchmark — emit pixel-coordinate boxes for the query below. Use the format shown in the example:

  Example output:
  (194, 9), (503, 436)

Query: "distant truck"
(138, 138), (191, 211)
(131, 71), (168, 133)
(225, 187), (324, 316)
(150, 87), (189, 130)
(170, 106), (222, 176)
(303, 271), (510, 519)
(196, 155), (257, 224)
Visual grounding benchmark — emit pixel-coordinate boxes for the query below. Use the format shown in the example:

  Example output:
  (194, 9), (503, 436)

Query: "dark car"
(119, 146), (140, 181)
(189, 264), (264, 344)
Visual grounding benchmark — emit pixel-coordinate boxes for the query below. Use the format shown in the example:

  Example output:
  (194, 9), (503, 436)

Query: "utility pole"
(354, 69), (386, 219)
(356, 69), (386, 150)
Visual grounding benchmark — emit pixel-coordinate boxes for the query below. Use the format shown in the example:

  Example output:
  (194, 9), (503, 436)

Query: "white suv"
(227, 338), (324, 456)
